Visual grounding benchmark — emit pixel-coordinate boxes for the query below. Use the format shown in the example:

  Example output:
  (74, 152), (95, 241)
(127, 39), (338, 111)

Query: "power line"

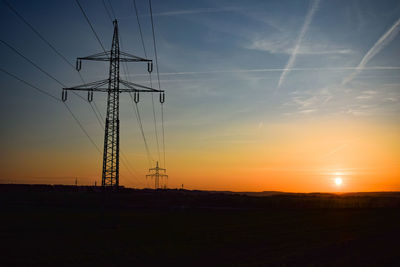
(148, 0), (161, 90)
(74, 0), (106, 52)
(89, 101), (104, 129)
(161, 103), (166, 168)
(0, 39), (66, 87)
(3, 0), (105, 131)
(106, 0), (116, 20)
(132, 0), (147, 57)
(0, 39), (108, 166)
(1, 38), (143, 184)
(132, 0), (161, 166)
(0, 67), (101, 154)
(0, 67), (60, 102)
(63, 102), (102, 153)
(1, 37), (102, 123)
(1, 38), (95, 105)
(119, 34), (154, 167)
(101, 0), (114, 22)
(151, 93), (161, 162)
(2, 0), (75, 70)
(120, 153), (145, 186)
(131, 95), (154, 164)
(148, 0), (166, 168)
(2, 6), (144, 186)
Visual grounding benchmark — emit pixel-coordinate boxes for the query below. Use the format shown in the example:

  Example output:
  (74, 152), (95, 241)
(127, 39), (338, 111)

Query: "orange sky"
(165, 118), (400, 192)
(2, 116), (398, 192)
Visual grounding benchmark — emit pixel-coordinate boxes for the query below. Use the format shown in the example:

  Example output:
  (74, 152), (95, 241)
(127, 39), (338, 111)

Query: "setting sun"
(335, 177), (343, 186)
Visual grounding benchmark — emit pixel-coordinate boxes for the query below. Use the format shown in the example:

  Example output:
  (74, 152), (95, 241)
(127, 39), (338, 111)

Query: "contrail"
(277, 0), (320, 88)
(342, 17), (400, 85)
(118, 7), (239, 20)
(125, 66), (400, 77)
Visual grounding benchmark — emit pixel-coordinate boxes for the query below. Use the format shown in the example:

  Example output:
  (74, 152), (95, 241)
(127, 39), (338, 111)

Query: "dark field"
(1, 185), (400, 266)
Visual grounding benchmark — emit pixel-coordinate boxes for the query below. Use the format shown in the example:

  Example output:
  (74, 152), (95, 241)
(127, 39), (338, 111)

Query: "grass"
(1, 184), (399, 266)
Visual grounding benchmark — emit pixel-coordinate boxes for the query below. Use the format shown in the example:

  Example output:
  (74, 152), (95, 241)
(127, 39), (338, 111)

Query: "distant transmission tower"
(146, 161), (168, 189)
(62, 20), (164, 188)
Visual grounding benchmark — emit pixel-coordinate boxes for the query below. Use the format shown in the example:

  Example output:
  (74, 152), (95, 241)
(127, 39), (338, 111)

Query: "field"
(1, 184), (400, 266)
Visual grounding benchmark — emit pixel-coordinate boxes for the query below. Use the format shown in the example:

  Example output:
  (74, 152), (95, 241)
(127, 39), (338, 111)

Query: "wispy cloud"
(342, 17), (400, 85)
(277, 0), (320, 88)
(248, 36), (352, 55)
(355, 90), (377, 100)
(284, 88), (332, 115)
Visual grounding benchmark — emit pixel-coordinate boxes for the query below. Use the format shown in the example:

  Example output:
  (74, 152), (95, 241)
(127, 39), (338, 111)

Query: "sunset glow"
(0, 0), (399, 192)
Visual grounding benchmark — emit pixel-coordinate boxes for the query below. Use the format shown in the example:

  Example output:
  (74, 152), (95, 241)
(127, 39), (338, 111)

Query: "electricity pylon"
(62, 20), (164, 188)
(146, 161), (168, 189)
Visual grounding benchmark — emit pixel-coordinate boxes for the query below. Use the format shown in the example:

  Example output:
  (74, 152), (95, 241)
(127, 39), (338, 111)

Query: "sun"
(334, 177), (343, 186)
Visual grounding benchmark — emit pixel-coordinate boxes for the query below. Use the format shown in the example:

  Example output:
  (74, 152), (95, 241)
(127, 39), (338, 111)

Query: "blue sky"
(0, 0), (399, 190)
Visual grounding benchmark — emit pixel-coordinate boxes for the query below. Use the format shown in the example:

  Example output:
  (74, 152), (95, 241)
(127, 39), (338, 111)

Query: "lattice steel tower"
(62, 20), (164, 188)
(146, 161), (168, 189)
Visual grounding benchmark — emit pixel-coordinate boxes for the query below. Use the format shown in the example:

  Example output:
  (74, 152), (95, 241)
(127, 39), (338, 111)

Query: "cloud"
(342, 17), (400, 85)
(383, 97), (398, 102)
(355, 90), (377, 100)
(298, 109), (317, 114)
(284, 88), (332, 115)
(277, 0), (320, 88)
(363, 90), (377, 95)
(248, 37), (352, 55)
(345, 107), (374, 116)
(356, 95), (373, 100)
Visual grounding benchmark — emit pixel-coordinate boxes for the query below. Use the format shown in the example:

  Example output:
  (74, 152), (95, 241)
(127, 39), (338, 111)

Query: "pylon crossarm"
(118, 88), (159, 92)
(64, 88), (163, 94)
(77, 51), (151, 63)
(63, 78), (162, 93)
(120, 79), (163, 92)
(149, 167), (166, 171)
(78, 51), (111, 62)
(120, 51), (151, 62)
(63, 79), (109, 91)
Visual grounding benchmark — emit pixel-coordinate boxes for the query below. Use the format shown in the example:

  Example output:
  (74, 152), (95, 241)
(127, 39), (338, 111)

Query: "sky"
(0, 0), (399, 192)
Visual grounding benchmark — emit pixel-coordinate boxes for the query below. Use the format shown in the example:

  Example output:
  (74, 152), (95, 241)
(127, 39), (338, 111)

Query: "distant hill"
(1, 183), (400, 209)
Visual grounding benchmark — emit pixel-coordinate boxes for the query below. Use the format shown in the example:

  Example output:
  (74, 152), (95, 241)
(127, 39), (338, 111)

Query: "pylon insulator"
(147, 62), (153, 73)
(134, 92), (140, 103)
(62, 90), (67, 102)
(159, 92), (165, 103)
(88, 90), (93, 102)
(76, 59), (82, 71)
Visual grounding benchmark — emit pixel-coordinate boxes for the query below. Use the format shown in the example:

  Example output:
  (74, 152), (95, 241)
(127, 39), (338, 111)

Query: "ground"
(1, 184), (399, 266)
